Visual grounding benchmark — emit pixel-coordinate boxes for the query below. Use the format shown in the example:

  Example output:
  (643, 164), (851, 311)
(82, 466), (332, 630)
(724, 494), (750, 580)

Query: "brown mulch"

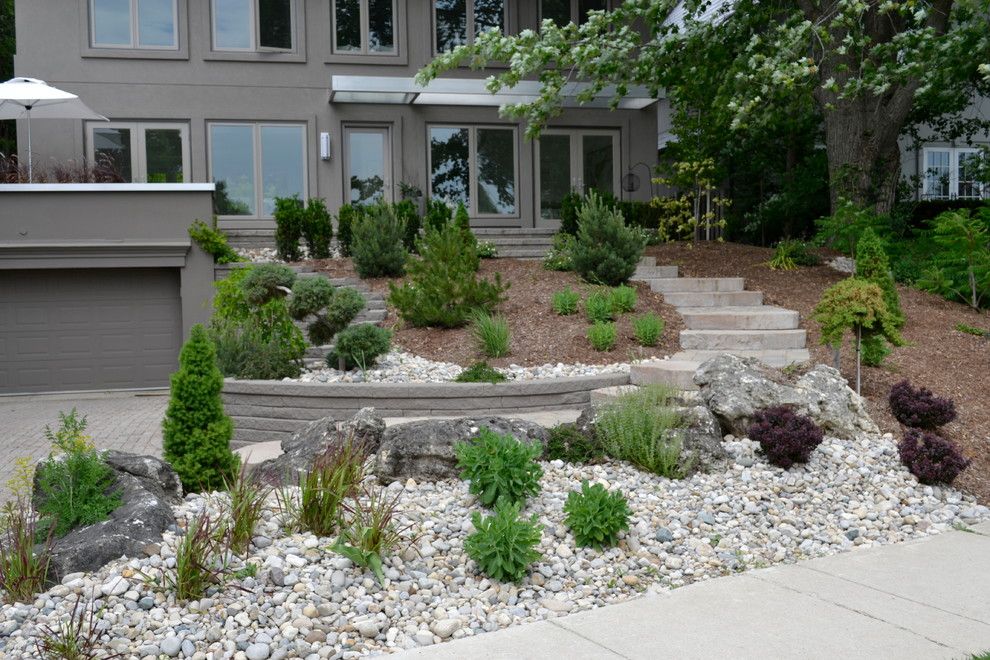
(647, 242), (990, 504)
(309, 258), (683, 367)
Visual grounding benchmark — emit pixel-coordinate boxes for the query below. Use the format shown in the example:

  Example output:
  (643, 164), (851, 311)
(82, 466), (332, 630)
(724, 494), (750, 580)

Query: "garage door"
(0, 269), (183, 394)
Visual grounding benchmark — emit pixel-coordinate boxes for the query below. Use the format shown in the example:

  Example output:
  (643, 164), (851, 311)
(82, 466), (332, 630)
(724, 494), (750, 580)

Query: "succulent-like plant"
(455, 428), (543, 507)
(465, 499), (543, 582)
(564, 481), (631, 549)
(748, 406), (824, 469)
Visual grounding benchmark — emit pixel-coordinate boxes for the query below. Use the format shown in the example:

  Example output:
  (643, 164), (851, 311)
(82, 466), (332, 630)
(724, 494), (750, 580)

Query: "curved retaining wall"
(222, 373), (630, 446)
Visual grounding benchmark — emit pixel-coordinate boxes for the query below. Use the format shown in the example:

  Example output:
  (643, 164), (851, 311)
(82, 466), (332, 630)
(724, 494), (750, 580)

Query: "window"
(333, 0), (396, 54)
(536, 129), (619, 221)
(209, 123), (307, 217)
(344, 126), (392, 205)
(540, 0), (606, 26)
(86, 122), (189, 182)
(90, 0), (178, 49)
(429, 125), (517, 217)
(923, 147), (988, 200)
(434, 0), (505, 53)
(212, 0), (294, 51)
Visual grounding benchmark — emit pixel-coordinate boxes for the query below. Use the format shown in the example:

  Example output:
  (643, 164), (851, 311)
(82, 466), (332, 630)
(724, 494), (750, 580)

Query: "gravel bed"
(236, 246), (344, 264)
(2, 432), (987, 659)
(293, 351), (638, 384)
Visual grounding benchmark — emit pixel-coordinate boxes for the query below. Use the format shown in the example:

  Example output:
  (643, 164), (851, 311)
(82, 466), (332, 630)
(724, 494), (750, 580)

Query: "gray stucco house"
(12, 0), (661, 237)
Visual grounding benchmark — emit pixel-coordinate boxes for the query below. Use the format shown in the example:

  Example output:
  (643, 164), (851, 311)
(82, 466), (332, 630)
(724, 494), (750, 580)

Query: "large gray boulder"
(38, 451), (183, 582)
(255, 408), (385, 485)
(374, 417), (549, 483)
(694, 353), (879, 439)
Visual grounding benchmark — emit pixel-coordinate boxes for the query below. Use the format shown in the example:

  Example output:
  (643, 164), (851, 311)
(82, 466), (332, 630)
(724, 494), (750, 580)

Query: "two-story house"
(13, 1), (660, 237)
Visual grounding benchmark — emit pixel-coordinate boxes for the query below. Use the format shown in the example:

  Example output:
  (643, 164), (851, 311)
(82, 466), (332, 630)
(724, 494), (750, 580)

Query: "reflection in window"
(583, 134), (615, 196)
(333, 0), (395, 54)
(334, 0), (361, 51)
(211, 125), (256, 215)
(145, 129), (184, 182)
(958, 152), (983, 199)
(91, 0), (177, 49)
(88, 122), (189, 183)
(93, 128), (133, 181)
(259, 0), (293, 49)
(214, 0), (252, 49)
(539, 134), (571, 219)
(430, 125), (517, 217)
(434, 0), (503, 52)
(540, 0), (606, 26)
(213, 0), (294, 51)
(924, 150), (951, 200)
(430, 127), (470, 208)
(477, 128), (515, 214)
(347, 129), (388, 205)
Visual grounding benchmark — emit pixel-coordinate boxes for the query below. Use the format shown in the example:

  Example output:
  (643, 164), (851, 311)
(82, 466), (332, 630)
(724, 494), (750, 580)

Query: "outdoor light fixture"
(320, 132), (331, 160)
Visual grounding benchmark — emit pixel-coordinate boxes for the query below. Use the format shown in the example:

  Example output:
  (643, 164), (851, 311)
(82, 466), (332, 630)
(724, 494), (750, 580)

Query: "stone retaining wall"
(222, 374), (630, 445)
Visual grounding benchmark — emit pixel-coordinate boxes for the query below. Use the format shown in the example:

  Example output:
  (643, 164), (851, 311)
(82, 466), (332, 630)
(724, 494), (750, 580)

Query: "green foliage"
(477, 241), (499, 258)
(632, 312), (665, 347)
(768, 239), (820, 270)
(35, 598), (106, 660)
(36, 410), (121, 538)
(273, 196), (305, 262)
(813, 278), (903, 350)
(299, 438), (368, 538)
(0, 466), (51, 603)
(587, 321), (617, 351)
(327, 324), (392, 371)
(394, 199), (421, 253)
(240, 264), (296, 306)
(551, 288), (581, 315)
(455, 429), (543, 508)
(332, 486), (411, 584)
(471, 311), (510, 358)
(543, 232), (577, 271)
(585, 289), (614, 323)
(455, 362), (508, 383)
(544, 425), (603, 464)
(571, 191), (646, 286)
(917, 208), (990, 310)
(302, 198), (334, 260)
(289, 277), (366, 346)
(336, 204), (362, 257)
(210, 323), (303, 380)
(559, 191), (583, 235)
(464, 499), (543, 583)
(424, 198), (452, 232)
(223, 462), (270, 556)
(188, 219), (242, 264)
(610, 285), (637, 313)
(162, 325), (239, 492)
(164, 512), (228, 601)
(856, 228), (904, 326)
(351, 202), (408, 279)
(454, 202), (478, 265)
(564, 481), (631, 549)
(861, 334), (892, 367)
(389, 221), (508, 328)
(596, 385), (689, 478)
(814, 200), (886, 258)
(956, 323), (989, 338)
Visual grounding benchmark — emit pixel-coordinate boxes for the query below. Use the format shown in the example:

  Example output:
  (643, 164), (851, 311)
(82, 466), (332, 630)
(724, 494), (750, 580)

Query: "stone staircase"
(294, 270), (387, 364)
(473, 228), (556, 259)
(225, 228), (276, 250)
(629, 256), (810, 390)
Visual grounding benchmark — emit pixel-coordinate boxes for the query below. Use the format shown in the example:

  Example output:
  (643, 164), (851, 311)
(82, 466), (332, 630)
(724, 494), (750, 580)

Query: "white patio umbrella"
(0, 77), (108, 182)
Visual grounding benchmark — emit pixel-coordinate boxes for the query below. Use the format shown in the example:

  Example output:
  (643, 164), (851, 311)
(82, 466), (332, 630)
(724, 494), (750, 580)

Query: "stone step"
(663, 290), (764, 308)
(629, 360), (700, 390)
(649, 277), (745, 294)
(478, 237), (554, 246)
(680, 329), (807, 351)
(675, 348), (811, 368)
(639, 256), (657, 267)
(497, 249), (550, 259)
(473, 228), (557, 237)
(679, 306), (799, 330)
(633, 265), (679, 279)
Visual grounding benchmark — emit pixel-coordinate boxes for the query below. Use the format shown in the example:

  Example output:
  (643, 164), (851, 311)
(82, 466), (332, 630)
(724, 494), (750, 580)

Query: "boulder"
(374, 416), (549, 482)
(694, 353), (879, 439)
(255, 408), (385, 485)
(38, 451), (183, 582)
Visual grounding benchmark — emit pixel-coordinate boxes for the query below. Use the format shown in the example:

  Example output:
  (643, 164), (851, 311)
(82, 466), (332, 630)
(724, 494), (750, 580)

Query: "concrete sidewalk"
(394, 522), (990, 660)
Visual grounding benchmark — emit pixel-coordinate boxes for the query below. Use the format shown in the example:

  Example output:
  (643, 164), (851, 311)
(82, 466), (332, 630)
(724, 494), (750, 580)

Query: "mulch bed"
(310, 257), (683, 368)
(647, 241), (990, 504)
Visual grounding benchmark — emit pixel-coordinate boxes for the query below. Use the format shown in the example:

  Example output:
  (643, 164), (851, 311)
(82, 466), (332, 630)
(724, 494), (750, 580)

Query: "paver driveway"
(0, 390), (167, 498)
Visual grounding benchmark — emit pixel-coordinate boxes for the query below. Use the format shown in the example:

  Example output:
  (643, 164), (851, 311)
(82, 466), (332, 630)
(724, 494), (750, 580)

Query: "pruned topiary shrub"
(336, 204), (362, 257)
(748, 406), (824, 469)
(571, 191), (646, 286)
(302, 198), (334, 259)
(888, 380), (957, 430)
(898, 428), (970, 485)
(288, 277), (366, 346)
(273, 196), (305, 262)
(327, 323), (392, 371)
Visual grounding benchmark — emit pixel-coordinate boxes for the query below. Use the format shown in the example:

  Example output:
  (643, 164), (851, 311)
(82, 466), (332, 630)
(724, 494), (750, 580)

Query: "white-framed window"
(86, 121), (190, 182)
(332, 0), (396, 54)
(344, 125), (393, 205)
(429, 125), (518, 217)
(539, 0), (607, 26)
(90, 0), (178, 49)
(209, 123), (307, 217)
(212, 0), (294, 51)
(535, 128), (620, 220)
(433, 0), (506, 53)
(923, 147), (988, 200)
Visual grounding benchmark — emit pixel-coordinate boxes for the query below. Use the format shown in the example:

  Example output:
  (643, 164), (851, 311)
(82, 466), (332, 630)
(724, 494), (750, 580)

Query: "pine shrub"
(465, 499), (543, 583)
(336, 204), (362, 257)
(748, 406), (824, 469)
(288, 278), (365, 346)
(564, 481), (631, 549)
(455, 362), (507, 383)
(888, 380), (957, 430)
(571, 191), (646, 286)
(394, 200), (421, 252)
(240, 264), (296, 306)
(454, 202), (480, 270)
(898, 428), (970, 485)
(303, 198), (334, 259)
(162, 325), (239, 492)
(455, 429), (543, 507)
(558, 191), (582, 235)
(551, 288), (580, 315)
(855, 228), (903, 363)
(351, 203), (408, 278)
(327, 324), (392, 371)
(587, 321), (617, 351)
(424, 198), (452, 232)
(273, 196), (305, 262)
(632, 312), (665, 347)
(188, 219), (242, 264)
(389, 221), (508, 328)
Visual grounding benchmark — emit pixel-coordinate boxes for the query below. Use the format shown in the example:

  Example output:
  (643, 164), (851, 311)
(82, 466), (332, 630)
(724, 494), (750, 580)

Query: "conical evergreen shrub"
(163, 324), (238, 492)
(571, 191), (646, 286)
(855, 228), (904, 366)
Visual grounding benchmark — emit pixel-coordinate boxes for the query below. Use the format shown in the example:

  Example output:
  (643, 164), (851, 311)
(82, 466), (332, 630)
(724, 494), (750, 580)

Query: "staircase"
(225, 228), (275, 251)
(628, 257), (810, 390)
(472, 228), (556, 259)
(294, 270), (387, 365)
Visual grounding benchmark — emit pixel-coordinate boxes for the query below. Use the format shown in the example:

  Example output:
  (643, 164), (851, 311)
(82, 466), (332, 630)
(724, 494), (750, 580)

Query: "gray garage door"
(0, 268), (182, 394)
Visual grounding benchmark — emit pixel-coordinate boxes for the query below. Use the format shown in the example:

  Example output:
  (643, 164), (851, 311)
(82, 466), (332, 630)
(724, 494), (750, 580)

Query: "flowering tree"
(418, 0), (990, 214)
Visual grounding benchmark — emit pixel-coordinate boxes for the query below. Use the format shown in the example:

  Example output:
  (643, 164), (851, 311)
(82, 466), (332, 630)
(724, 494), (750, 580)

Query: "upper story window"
(540, 0), (607, 26)
(434, 0), (506, 53)
(332, 0), (396, 54)
(90, 0), (178, 49)
(923, 147), (988, 200)
(212, 0), (294, 51)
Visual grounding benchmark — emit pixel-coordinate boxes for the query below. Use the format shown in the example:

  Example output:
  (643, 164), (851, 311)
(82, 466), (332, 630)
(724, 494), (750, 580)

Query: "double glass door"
(537, 129), (619, 224)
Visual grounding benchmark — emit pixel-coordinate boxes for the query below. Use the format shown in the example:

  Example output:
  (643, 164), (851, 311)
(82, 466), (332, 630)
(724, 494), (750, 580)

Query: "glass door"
(344, 125), (391, 205)
(536, 129), (619, 225)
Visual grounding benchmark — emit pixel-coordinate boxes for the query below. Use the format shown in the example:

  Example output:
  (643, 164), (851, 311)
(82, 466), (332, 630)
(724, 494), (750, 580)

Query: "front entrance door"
(344, 125), (392, 206)
(536, 129), (620, 226)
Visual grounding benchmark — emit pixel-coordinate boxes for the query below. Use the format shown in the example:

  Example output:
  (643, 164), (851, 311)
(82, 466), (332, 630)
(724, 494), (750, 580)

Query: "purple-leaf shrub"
(748, 406), (825, 469)
(898, 429), (970, 486)
(888, 380), (957, 430)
